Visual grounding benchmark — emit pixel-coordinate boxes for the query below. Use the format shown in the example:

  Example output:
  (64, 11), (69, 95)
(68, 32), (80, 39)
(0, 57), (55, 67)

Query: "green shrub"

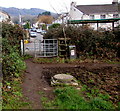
(2, 22), (25, 53)
(2, 23), (26, 81)
(2, 45), (26, 80)
(48, 23), (60, 30)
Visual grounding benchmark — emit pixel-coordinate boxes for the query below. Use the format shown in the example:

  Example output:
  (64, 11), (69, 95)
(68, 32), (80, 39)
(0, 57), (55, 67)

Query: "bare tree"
(37, 15), (54, 24)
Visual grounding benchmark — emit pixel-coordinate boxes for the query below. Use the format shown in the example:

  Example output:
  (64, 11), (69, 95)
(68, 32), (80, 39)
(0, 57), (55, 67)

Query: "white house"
(0, 10), (11, 22)
(53, 13), (70, 24)
(69, 0), (120, 30)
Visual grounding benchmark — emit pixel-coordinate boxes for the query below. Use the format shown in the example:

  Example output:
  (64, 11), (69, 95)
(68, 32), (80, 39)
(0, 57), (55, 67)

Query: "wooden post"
(112, 22), (114, 31)
(97, 22), (99, 31)
(21, 40), (24, 56)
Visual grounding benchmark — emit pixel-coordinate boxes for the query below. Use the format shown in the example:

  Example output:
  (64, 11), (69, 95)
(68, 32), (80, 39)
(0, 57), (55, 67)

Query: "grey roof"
(76, 4), (119, 14)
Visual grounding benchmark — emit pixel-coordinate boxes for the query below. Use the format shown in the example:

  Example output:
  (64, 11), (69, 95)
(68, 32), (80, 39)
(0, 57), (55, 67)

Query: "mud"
(22, 58), (120, 109)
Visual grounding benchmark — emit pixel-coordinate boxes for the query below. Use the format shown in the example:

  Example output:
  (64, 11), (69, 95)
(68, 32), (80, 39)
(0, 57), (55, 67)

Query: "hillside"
(1, 7), (56, 16)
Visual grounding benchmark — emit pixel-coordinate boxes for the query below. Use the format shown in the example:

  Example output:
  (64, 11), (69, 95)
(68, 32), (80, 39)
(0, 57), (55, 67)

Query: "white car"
(37, 29), (42, 33)
(41, 30), (46, 35)
(31, 28), (36, 32)
(30, 31), (37, 37)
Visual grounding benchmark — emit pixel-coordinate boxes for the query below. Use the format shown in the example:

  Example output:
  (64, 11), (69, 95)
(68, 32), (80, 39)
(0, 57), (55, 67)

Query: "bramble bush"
(44, 25), (120, 59)
(2, 22), (26, 81)
(1, 22), (28, 109)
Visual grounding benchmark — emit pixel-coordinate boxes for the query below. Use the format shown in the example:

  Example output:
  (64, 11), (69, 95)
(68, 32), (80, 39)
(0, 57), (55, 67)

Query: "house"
(0, 10), (11, 22)
(69, 0), (120, 30)
(53, 13), (69, 24)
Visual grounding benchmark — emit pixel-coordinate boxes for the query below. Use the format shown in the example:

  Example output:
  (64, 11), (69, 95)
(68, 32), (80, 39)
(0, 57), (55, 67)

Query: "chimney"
(112, 0), (118, 4)
(71, 2), (76, 7)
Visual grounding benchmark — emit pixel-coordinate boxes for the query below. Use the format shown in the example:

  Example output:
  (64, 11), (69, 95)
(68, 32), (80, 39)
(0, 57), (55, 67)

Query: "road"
(24, 32), (58, 57)
(24, 32), (43, 56)
(31, 33), (43, 41)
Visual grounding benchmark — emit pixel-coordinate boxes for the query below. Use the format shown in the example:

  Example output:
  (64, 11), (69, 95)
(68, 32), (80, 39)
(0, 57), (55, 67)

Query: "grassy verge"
(23, 54), (33, 60)
(33, 57), (65, 63)
(41, 86), (119, 110)
(2, 53), (31, 109)
(101, 59), (120, 64)
(2, 75), (30, 109)
(33, 57), (120, 64)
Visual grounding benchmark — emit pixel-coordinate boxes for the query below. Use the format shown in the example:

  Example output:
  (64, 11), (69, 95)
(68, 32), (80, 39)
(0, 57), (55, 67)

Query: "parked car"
(31, 28), (36, 32)
(41, 30), (46, 35)
(37, 29), (42, 33)
(30, 31), (37, 37)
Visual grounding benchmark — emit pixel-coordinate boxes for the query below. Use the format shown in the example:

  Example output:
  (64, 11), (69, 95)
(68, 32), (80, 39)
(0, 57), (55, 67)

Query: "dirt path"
(22, 58), (75, 109)
(22, 59), (43, 109)
(22, 58), (120, 109)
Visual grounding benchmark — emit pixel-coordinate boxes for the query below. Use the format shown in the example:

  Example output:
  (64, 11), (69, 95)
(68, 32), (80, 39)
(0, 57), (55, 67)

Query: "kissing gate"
(24, 39), (58, 57)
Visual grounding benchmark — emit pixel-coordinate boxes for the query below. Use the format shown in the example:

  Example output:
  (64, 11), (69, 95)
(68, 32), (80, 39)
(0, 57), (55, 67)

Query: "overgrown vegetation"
(2, 22), (26, 81)
(44, 25), (120, 60)
(1, 22), (29, 109)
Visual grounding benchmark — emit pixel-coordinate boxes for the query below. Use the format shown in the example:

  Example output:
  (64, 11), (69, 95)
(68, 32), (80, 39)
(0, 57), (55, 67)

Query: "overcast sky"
(0, 0), (117, 13)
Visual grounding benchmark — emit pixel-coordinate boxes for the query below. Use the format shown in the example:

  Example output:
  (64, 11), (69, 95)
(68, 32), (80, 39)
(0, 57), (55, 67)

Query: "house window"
(100, 15), (106, 19)
(113, 14), (119, 18)
(90, 15), (94, 19)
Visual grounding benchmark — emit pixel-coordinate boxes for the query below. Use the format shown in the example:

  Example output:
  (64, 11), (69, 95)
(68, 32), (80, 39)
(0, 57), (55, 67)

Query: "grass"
(41, 86), (117, 110)
(105, 59), (120, 64)
(33, 57), (98, 64)
(38, 91), (53, 109)
(23, 54), (33, 60)
(33, 57), (120, 64)
(33, 57), (65, 64)
(2, 77), (30, 109)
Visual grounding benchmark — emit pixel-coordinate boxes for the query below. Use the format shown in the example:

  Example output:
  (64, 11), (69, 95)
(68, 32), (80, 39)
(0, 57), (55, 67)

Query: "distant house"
(53, 13), (69, 24)
(0, 10), (11, 22)
(69, 0), (120, 30)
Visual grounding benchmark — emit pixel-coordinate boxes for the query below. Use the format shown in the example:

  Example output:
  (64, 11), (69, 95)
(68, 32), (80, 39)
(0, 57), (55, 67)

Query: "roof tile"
(76, 4), (119, 14)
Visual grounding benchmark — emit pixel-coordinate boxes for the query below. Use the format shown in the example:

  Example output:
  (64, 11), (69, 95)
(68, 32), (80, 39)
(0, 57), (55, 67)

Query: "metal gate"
(24, 39), (58, 57)
(34, 39), (58, 57)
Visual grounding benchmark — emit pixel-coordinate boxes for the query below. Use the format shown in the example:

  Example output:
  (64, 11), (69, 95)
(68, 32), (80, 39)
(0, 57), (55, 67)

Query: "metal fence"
(24, 39), (58, 57)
